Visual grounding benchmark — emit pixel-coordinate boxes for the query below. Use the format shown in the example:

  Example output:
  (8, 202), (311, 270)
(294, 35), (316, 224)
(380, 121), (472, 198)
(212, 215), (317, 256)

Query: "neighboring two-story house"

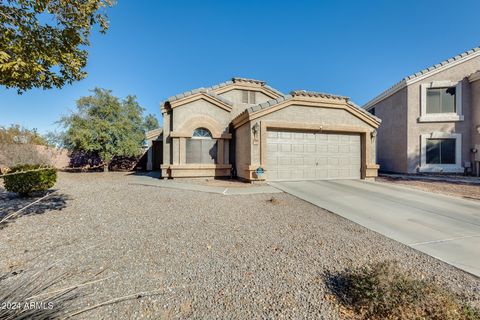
(157, 77), (381, 182)
(364, 47), (480, 175)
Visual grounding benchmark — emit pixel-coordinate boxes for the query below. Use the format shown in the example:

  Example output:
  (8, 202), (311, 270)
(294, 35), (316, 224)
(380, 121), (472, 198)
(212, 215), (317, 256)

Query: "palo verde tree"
(0, 0), (114, 92)
(59, 88), (151, 171)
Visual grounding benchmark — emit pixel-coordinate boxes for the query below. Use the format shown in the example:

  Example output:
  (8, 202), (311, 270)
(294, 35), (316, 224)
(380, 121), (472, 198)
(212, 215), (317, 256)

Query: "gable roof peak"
(290, 90), (349, 101)
(232, 77), (266, 85)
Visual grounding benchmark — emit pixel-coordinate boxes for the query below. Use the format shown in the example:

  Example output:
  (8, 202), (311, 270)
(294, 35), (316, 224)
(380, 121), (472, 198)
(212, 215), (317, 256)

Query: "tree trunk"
(103, 162), (109, 172)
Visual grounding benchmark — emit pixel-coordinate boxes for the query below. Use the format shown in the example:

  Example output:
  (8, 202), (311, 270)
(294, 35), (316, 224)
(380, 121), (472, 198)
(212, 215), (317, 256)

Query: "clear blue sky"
(1, 0), (479, 134)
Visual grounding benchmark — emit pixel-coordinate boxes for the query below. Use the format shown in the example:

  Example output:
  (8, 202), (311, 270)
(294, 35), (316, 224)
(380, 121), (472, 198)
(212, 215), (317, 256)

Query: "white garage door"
(266, 130), (361, 181)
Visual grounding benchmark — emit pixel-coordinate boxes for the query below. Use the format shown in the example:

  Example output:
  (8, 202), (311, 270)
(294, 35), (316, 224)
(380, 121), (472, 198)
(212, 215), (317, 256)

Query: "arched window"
(187, 128), (217, 164)
(192, 128), (212, 139)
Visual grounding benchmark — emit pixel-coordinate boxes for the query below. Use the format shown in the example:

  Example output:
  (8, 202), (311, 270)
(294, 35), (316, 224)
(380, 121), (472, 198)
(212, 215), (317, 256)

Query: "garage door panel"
(291, 157), (304, 166)
(316, 134), (327, 141)
(293, 144), (304, 152)
(267, 157), (277, 166)
(280, 132), (292, 139)
(317, 145), (328, 153)
(328, 145), (339, 153)
(305, 144), (316, 153)
(339, 157), (350, 165)
(267, 130), (361, 181)
(280, 144), (292, 152)
(304, 157), (316, 166)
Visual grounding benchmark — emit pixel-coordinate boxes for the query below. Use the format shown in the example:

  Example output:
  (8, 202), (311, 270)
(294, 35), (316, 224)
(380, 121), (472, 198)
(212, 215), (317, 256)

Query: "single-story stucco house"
(363, 46), (480, 175)
(151, 77), (380, 182)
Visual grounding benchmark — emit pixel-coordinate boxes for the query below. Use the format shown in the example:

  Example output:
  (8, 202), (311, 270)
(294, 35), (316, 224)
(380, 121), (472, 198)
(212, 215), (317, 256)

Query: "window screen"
(186, 139), (217, 164)
(426, 87), (455, 114)
(426, 138), (455, 164)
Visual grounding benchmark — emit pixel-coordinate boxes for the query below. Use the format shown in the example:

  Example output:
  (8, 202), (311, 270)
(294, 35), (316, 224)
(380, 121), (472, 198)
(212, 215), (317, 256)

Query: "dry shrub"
(327, 261), (480, 320)
(266, 196), (281, 205)
(0, 143), (51, 169)
(0, 270), (79, 320)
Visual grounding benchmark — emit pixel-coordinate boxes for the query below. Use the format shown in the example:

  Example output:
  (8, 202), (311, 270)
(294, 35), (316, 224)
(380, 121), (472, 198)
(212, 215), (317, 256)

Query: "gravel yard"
(377, 176), (480, 201)
(1, 172), (479, 319)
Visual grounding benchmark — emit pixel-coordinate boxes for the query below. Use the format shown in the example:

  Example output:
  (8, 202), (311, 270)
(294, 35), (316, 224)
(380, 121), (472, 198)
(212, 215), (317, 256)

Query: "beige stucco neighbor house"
(159, 77), (381, 182)
(364, 47), (480, 175)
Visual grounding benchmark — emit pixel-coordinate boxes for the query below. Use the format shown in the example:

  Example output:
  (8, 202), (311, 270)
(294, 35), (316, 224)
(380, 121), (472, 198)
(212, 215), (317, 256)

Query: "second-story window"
(242, 90), (256, 104)
(426, 87), (455, 114)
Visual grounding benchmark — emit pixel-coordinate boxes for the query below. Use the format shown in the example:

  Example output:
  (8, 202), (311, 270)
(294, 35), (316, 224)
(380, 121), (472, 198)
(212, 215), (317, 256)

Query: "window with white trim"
(426, 138), (455, 164)
(419, 81), (463, 122)
(186, 128), (217, 164)
(420, 132), (462, 173)
(426, 87), (455, 114)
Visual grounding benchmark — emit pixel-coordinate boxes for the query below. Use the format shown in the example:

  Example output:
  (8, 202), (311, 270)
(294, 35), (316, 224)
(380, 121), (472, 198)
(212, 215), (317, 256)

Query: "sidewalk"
(129, 173), (282, 195)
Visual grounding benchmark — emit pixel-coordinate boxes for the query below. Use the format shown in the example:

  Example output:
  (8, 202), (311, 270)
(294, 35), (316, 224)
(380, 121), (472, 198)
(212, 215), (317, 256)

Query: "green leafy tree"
(0, 0), (114, 92)
(0, 124), (48, 145)
(60, 88), (146, 171)
(143, 114), (160, 131)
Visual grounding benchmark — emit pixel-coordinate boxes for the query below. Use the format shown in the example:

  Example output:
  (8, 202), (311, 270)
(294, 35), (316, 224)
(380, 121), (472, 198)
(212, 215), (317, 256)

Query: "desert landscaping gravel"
(1, 172), (479, 319)
(377, 176), (480, 201)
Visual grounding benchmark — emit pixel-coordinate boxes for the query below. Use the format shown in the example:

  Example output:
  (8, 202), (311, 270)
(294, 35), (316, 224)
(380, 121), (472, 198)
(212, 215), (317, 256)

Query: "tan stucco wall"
(372, 87), (408, 173)
(471, 78), (480, 174)
(406, 56), (480, 173)
(172, 99), (231, 134)
(218, 89), (272, 116)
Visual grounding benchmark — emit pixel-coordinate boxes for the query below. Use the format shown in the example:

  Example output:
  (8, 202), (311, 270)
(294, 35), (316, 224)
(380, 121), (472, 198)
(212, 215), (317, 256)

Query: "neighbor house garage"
(158, 78), (381, 182)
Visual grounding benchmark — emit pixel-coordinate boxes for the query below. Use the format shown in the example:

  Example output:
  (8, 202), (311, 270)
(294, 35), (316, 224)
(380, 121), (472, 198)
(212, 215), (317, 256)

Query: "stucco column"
(163, 112), (171, 165)
(179, 137), (186, 164)
(172, 137), (180, 164)
(217, 139), (224, 164)
(371, 130), (377, 164)
(364, 130), (379, 179)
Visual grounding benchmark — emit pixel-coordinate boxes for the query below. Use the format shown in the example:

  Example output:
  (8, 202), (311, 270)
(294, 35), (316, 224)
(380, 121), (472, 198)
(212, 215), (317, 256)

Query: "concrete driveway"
(269, 180), (480, 276)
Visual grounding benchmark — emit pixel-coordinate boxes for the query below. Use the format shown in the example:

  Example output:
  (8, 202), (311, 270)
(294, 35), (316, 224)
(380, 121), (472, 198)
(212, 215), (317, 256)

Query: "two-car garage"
(232, 90), (381, 182)
(266, 130), (361, 181)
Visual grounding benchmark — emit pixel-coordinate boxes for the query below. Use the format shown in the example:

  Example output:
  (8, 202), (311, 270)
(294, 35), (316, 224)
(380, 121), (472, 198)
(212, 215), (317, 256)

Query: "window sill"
(418, 165), (463, 173)
(418, 114), (464, 123)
